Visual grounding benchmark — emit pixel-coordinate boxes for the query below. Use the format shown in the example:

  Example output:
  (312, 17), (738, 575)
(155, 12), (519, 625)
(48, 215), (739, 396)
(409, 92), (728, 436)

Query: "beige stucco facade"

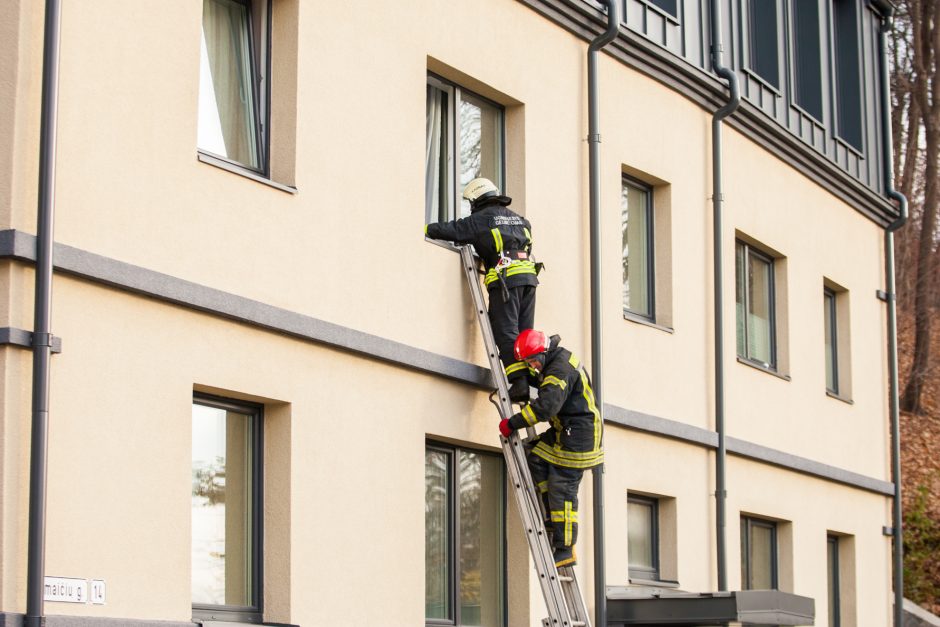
(1, 0), (898, 626)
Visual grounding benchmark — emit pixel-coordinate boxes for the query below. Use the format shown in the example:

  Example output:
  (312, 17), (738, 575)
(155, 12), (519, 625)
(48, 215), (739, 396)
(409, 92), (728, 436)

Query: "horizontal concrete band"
(0, 230), (893, 496)
(0, 614), (196, 627)
(605, 405), (895, 496)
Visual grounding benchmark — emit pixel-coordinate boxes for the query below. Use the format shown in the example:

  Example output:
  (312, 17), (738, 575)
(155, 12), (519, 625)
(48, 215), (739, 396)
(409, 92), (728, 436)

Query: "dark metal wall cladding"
(618, 0), (887, 196)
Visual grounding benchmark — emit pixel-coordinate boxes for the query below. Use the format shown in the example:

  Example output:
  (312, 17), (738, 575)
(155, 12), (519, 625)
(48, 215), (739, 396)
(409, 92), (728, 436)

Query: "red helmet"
(514, 329), (550, 361)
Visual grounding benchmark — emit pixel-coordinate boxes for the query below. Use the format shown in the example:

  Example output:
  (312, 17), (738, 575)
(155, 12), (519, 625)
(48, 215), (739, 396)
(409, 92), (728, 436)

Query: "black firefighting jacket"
(425, 201), (538, 290)
(507, 339), (604, 469)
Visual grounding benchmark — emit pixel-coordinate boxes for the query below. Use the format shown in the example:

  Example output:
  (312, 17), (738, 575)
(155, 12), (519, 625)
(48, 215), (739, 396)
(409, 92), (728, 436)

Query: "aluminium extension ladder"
(458, 244), (592, 627)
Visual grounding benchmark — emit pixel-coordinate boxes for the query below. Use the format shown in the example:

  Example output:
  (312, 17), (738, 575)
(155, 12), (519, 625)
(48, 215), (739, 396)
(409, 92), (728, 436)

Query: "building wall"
(0, 0), (895, 626)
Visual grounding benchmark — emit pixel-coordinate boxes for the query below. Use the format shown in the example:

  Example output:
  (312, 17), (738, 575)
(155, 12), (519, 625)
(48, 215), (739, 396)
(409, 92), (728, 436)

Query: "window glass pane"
(628, 501), (654, 570)
(748, 0), (779, 87)
(749, 523), (775, 589)
(425, 449), (451, 620)
(747, 252), (773, 365)
(824, 291), (837, 392)
(198, 0), (261, 170)
(426, 83), (451, 223)
(828, 537), (840, 627)
(735, 243), (746, 357)
(792, 0), (823, 119)
(649, 0), (678, 17)
(622, 181), (652, 318)
(459, 451), (504, 627)
(192, 402), (254, 607)
(458, 94), (502, 218)
(833, 0), (862, 149)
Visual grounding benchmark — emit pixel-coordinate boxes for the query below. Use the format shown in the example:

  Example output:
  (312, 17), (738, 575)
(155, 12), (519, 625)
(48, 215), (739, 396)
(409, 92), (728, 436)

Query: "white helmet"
(462, 177), (500, 204)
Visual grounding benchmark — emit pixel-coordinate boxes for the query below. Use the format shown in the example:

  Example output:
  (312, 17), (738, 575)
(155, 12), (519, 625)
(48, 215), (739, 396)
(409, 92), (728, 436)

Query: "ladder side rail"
(458, 246), (576, 626)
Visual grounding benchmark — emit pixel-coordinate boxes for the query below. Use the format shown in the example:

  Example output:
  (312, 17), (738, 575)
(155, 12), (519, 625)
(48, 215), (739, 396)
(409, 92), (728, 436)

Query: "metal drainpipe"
(587, 1), (619, 625)
(708, 0), (739, 593)
(26, 1), (62, 626)
(876, 10), (909, 627)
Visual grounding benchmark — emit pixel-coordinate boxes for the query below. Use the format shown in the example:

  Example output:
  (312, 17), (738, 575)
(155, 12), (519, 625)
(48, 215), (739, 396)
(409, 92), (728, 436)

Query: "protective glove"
(499, 418), (515, 438)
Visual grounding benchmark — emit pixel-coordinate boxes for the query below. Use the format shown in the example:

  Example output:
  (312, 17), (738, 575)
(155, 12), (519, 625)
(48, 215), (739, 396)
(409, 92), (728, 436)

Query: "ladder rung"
(558, 575), (573, 582)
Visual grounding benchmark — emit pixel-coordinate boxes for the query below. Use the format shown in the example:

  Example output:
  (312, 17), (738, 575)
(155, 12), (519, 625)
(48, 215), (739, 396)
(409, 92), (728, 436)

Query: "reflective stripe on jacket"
(509, 348), (604, 469)
(425, 204), (538, 290)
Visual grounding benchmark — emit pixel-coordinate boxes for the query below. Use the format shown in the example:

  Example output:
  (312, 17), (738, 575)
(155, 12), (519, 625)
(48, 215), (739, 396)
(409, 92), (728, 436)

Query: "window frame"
(191, 393), (264, 624)
(830, 0), (865, 152)
(788, 0), (825, 123)
(425, 74), (507, 225)
(621, 176), (656, 322)
(425, 441), (507, 627)
(197, 0), (272, 178)
(740, 516), (778, 591)
(735, 240), (778, 370)
(644, 0), (680, 21)
(627, 494), (660, 582)
(827, 535), (842, 627)
(824, 287), (839, 395)
(744, 0), (782, 91)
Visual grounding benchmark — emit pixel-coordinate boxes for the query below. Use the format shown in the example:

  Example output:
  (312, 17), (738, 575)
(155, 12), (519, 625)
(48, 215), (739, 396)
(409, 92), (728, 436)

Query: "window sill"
(628, 577), (680, 589)
(637, 0), (680, 24)
(736, 357), (791, 381)
(742, 69), (782, 97)
(197, 152), (297, 195)
(623, 310), (674, 334)
(424, 235), (462, 253)
(826, 390), (854, 405)
(833, 136), (866, 160)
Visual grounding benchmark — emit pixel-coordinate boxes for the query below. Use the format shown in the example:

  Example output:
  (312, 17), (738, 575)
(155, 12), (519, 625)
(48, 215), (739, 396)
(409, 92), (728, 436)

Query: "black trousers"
(487, 284), (536, 381)
(528, 449), (585, 549)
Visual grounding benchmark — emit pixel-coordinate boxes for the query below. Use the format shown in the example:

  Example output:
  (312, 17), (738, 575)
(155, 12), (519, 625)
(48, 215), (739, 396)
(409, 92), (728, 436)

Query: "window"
(628, 495), (659, 581)
(426, 443), (505, 626)
(747, 0), (780, 88)
(791, 0), (823, 120)
(824, 287), (839, 393)
(736, 241), (777, 369)
(832, 0), (863, 150)
(622, 177), (655, 320)
(198, 0), (268, 173)
(192, 395), (262, 623)
(827, 535), (841, 627)
(741, 517), (778, 590)
(426, 75), (505, 223)
(648, 0), (678, 17)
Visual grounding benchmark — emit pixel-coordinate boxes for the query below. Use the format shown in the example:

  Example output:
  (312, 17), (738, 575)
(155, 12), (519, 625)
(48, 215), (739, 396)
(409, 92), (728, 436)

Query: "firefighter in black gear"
(499, 329), (604, 568)
(425, 177), (538, 403)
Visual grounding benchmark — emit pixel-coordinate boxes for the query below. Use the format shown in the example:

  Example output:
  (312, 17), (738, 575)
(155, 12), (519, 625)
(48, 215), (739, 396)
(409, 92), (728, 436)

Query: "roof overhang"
(607, 587), (815, 626)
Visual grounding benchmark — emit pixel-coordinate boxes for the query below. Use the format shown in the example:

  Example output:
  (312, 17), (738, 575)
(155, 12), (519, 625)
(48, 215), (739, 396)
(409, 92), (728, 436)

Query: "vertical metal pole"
(877, 11), (908, 626)
(709, 0), (739, 593)
(26, 1), (62, 626)
(587, 2), (619, 624)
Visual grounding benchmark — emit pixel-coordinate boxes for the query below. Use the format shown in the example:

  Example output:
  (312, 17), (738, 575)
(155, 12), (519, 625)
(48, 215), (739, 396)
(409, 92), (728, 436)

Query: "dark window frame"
(197, 0), (272, 178)
(191, 393), (265, 624)
(830, 0), (865, 152)
(740, 516), (778, 590)
(745, 0), (782, 90)
(824, 287), (839, 395)
(627, 494), (660, 581)
(621, 175), (656, 322)
(425, 440), (508, 627)
(425, 74), (507, 225)
(789, 0), (825, 123)
(827, 535), (842, 627)
(736, 240), (778, 370)
(643, 0), (680, 21)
